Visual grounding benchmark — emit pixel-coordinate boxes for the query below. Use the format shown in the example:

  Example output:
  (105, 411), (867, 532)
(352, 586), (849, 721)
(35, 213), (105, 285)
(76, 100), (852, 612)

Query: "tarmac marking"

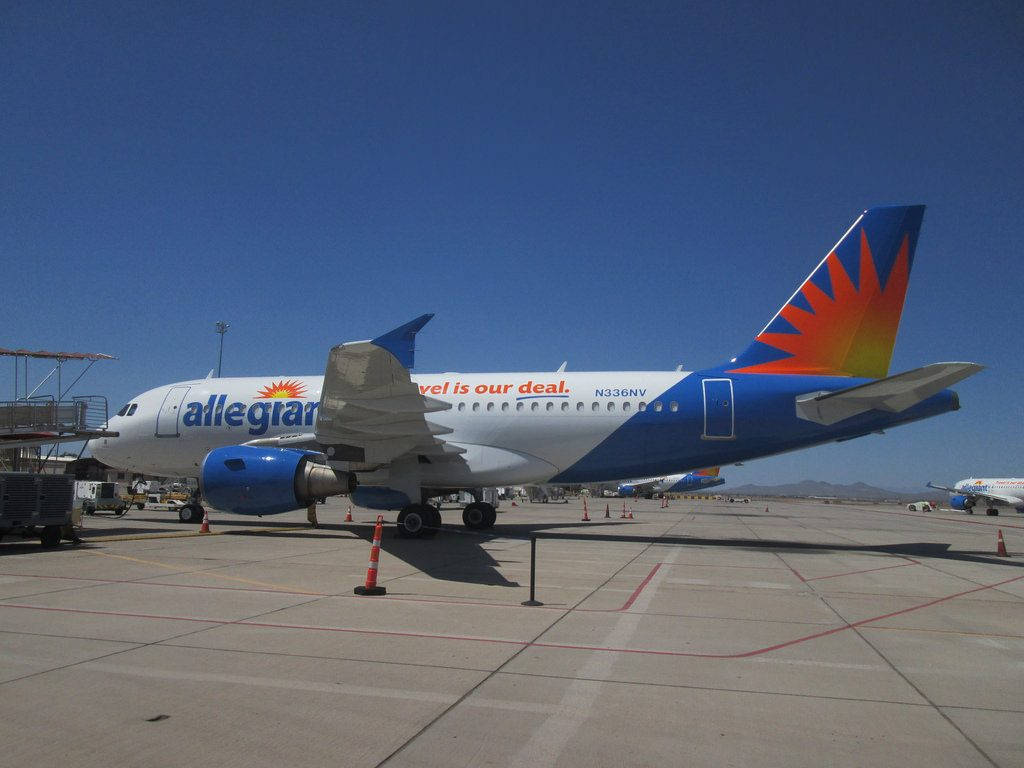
(802, 558), (920, 582)
(859, 507), (1024, 530)
(82, 551), (320, 595)
(80, 525), (312, 542)
(3, 572), (1023, 659)
(82, 661), (460, 704)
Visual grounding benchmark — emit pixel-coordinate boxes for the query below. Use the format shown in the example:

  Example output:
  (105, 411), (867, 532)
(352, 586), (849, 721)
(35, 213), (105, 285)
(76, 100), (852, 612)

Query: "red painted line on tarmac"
(803, 558), (919, 582)
(778, 559), (807, 583)
(618, 563), (661, 611)
(4, 573), (1021, 659)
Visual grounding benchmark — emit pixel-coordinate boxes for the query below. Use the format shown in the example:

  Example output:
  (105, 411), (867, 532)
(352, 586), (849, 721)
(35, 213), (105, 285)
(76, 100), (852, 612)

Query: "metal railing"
(0, 395), (109, 434)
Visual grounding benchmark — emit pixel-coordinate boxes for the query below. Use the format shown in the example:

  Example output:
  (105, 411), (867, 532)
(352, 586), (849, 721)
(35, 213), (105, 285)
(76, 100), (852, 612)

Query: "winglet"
(371, 314), (434, 369)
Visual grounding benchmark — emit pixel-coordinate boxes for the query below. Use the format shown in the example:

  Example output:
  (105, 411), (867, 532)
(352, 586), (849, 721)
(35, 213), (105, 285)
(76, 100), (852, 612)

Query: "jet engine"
(201, 445), (355, 516)
(949, 494), (973, 511)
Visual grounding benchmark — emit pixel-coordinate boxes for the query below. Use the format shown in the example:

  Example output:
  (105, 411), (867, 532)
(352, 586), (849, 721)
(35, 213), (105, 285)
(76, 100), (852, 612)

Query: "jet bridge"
(0, 348), (119, 463)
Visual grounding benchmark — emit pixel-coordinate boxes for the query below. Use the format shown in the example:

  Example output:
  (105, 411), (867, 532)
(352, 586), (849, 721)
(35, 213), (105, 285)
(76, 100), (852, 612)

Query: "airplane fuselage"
(97, 369), (958, 493)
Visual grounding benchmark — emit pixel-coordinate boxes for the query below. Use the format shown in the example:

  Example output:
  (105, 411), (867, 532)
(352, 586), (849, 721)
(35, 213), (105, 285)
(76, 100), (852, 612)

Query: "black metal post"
(521, 535), (542, 606)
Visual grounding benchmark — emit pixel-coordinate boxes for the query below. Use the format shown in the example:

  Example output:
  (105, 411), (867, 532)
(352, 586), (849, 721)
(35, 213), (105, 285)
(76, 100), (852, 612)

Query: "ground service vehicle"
(0, 473), (73, 546)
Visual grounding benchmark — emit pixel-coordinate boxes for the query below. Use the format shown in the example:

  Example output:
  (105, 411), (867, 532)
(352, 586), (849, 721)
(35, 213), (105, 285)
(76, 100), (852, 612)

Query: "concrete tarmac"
(0, 497), (1021, 767)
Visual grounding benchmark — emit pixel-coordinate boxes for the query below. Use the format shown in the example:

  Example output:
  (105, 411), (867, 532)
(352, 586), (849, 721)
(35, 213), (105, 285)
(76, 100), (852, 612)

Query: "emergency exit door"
(701, 379), (734, 440)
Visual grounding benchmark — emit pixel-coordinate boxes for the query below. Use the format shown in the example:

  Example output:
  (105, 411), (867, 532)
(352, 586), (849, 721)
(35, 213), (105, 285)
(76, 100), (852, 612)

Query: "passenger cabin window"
(669, 401), (678, 412)
(639, 402), (647, 411)
(607, 402), (615, 411)
(531, 402), (539, 411)
(654, 401), (663, 412)
(546, 402), (554, 411)
(501, 402), (509, 412)
(576, 402), (584, 411)
(561, 402), (569, 411)
(472, 402), (480, 412)
(486, 402), (494, 412)
(516, 402), (524, 411)
(623, 402), (631, 412)
(457, 402), (465, 411)
(591, 402), (600, 412)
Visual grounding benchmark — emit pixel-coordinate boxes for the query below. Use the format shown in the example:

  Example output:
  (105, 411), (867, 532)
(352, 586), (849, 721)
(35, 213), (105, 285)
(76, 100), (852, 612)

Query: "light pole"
(215, 322), (229, 377)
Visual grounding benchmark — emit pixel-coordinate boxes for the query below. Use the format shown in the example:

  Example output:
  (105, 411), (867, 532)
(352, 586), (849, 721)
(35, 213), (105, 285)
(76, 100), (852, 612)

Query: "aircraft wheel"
(986, 508), (999, 516)
(464, 502), (496, 529)
(425, 506), (442, 535)
(397, 505), (430, 538)
(462, 502), (487, 529)
(39, 525), (61, 547)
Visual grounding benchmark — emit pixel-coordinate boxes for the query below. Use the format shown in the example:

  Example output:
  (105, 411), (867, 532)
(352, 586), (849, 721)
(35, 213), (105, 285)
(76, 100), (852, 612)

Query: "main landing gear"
(462, 501), (497, 530)
(394, 501), (497, 538)
(396, 503), (441, 538)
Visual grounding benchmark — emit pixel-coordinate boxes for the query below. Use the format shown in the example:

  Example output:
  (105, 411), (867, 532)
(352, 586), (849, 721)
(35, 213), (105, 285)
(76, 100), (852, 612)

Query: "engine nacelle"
(949, 494), (972, 510)
(201, 445), (355, 516)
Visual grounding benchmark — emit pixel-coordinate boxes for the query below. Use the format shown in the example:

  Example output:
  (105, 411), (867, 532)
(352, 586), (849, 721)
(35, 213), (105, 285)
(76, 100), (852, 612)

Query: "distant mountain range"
(719, 480), (931, 501)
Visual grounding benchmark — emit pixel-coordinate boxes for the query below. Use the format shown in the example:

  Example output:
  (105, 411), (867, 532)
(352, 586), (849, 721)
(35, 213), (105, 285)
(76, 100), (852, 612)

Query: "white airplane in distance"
(927, 479), (1024, 515)
(616, 467), (725, 498)
(93, 205), (982, 538)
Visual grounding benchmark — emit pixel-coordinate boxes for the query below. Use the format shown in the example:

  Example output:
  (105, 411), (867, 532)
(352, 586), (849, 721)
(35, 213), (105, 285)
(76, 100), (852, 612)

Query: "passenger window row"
(454, 400), (678, 413)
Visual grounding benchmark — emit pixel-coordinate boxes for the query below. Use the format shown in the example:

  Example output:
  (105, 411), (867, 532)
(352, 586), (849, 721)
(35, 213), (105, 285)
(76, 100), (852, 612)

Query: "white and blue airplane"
(616, 468), (725, 498)
(94, 205), (982, 538)
(927, 479), (1024, 515)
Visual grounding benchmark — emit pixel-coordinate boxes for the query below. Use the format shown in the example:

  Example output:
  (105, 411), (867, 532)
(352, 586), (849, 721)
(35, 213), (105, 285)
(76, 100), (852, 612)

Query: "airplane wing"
(926, 482), (1023, 507)
(795, 362), (983, 426)
(313, 315), (456, 466)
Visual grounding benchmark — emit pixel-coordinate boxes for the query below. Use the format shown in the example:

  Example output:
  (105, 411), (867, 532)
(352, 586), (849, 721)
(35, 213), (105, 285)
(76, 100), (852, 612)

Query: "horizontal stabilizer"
(796, 362), (982, 426)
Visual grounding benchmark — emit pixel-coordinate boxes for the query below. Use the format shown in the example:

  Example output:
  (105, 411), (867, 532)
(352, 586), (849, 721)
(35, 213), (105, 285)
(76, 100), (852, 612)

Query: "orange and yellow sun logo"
(255, 379), (308, 399)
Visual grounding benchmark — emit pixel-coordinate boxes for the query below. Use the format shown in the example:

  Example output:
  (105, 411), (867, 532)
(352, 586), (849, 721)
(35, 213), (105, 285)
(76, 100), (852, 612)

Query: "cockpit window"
(127, 404), (138, 416)
(117, 405), (130, 416)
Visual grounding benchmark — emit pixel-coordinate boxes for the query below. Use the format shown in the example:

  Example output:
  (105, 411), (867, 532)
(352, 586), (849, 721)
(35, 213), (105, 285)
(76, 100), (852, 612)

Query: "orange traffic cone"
(997, 529), (1008, 557)
(604, 504), (610, 519)
(511, 501), (518, 507)
(582, 498), (591, 522)
(354, 515), (387, 595)
(199, 509), (210, 533)
(344, 505), (353, 523)
(627, 509), (634, 519)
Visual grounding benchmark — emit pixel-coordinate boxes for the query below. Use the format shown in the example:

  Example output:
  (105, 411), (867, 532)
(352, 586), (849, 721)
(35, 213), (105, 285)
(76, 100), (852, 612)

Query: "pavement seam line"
(371, 517), (685, 767)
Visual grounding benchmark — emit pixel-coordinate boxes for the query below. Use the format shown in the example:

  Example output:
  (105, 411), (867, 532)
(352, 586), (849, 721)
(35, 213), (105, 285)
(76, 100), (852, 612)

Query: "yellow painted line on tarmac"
(864, 624), (1024, 640)
(83, 550), (324, 595)
(81, 525), (311, 543)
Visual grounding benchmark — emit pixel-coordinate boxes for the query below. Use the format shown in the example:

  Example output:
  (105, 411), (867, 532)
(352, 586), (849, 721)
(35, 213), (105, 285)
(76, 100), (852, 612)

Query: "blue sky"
(3, 2), (1022, 490)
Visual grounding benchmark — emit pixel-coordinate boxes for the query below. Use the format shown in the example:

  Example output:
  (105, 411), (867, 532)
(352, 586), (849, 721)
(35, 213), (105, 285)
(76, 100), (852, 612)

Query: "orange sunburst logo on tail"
(731, 231), (911, 378)
(255, 379), (308, 399)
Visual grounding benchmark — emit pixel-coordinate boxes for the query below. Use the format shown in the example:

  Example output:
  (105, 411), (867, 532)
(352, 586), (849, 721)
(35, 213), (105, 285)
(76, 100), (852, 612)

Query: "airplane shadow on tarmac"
(3, 516), (1020, 586)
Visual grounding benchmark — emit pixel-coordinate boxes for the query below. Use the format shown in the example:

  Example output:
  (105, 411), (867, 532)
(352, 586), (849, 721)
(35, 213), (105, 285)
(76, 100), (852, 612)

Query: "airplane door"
(155, 386), (190, 437)
(702, 379), (734, 440)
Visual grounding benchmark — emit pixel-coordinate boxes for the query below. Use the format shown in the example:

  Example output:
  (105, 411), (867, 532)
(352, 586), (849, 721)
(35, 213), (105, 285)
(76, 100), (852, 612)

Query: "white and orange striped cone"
(354, 515), (387, 595)
(997, 529), (1008, 557)
(627, 508), (635, 519)
(199, 509), (210, 533)
(344, 505), (353, 523)
(604, 503), (611, 519)
(620, 502), (628, 519)
(581, 498), (591, 522)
